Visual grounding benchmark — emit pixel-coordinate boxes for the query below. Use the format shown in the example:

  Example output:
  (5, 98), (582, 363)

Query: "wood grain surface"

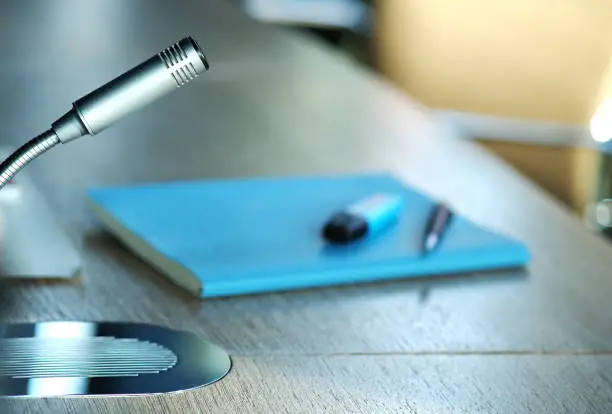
(1, 0), (612, 412)
(6, 355), (612, 413)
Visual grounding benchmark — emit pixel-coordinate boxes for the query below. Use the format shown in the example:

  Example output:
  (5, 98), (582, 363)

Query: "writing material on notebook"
(421, 202), (454, 254)
(86, 173), (530, 298)
(322, 193), (403, 244)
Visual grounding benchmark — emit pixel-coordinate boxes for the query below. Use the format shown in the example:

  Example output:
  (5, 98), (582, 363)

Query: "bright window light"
(590, 98), (612, 143)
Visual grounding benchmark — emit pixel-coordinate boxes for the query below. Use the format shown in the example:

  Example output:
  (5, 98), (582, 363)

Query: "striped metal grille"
(0, 336), (177, 378)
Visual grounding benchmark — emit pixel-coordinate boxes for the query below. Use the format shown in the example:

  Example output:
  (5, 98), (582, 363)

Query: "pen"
(422, 202), (453, 254)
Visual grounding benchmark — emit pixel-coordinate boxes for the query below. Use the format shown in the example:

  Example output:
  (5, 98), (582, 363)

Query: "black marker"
(422, 203), (453, 254)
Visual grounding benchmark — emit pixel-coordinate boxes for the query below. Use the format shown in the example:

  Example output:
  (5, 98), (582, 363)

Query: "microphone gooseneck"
(0, 131), (59, 189)
(0, 36), (209, 190)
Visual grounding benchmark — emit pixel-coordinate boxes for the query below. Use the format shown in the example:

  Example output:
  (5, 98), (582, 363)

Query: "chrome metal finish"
(0, 321), (231, 397)
(0, 130), (59, 191)
(159, 37), (209, 87)
(0, 337), (177, 378)
(66, 36), (209, 139)
(0, 36), (209, 189)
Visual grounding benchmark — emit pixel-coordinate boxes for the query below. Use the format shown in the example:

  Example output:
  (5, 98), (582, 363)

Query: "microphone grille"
(159, 38), (208, 87)
(0, 336), (177, 378)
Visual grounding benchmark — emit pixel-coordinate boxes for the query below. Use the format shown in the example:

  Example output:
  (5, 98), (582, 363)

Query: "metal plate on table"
(0, 321), (232, 397)
(0, 147), (80, 279)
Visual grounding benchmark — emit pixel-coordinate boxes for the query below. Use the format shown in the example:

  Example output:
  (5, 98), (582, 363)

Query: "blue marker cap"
(322, 193), (403, 244)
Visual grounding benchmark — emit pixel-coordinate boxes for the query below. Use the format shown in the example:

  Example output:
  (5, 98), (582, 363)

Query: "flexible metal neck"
(0, 131), (59, 190)
(0, 36), (209, 190)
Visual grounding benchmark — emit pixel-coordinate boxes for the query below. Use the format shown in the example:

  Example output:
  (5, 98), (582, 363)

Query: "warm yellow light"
(590, 98), (612, 142)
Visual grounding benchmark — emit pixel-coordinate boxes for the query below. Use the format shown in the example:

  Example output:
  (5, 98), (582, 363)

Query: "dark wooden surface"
(2, 0), (612, 412)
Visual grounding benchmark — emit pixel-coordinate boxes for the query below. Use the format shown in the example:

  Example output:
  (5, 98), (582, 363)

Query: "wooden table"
(2, 0), (612, 412)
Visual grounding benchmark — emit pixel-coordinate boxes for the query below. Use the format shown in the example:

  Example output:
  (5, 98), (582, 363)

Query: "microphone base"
(0, 150), (80, 280)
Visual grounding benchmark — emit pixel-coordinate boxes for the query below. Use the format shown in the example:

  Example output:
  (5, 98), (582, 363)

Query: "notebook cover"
(86, 173), (530, 298)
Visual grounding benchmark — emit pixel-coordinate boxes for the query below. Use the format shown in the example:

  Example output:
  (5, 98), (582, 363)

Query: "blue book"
(86, 173), (530, 298)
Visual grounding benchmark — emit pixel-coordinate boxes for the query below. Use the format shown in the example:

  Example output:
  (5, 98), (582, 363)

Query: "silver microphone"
(0, 36), (209, 188)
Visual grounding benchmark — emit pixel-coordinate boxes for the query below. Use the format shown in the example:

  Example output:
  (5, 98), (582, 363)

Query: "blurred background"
(232, 0), (612, 238)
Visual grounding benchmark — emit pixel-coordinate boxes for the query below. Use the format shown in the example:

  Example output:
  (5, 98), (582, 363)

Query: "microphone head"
(158, 36), (210, 87)
(53, 36), (210, 142)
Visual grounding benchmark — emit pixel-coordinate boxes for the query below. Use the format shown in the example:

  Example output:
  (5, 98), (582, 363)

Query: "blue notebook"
(86, 173), (530, 298)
